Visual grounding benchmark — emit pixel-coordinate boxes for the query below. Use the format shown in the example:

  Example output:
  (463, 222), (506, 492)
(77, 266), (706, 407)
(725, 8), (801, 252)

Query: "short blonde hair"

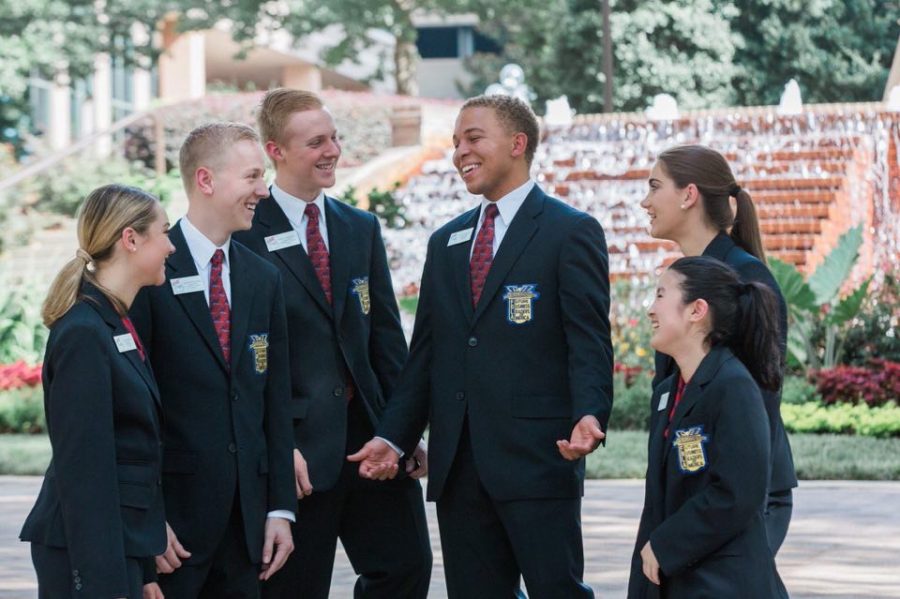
(461, 95), (540, 166)
(179, 122), (260, 192)
(257, 88), (324, 146)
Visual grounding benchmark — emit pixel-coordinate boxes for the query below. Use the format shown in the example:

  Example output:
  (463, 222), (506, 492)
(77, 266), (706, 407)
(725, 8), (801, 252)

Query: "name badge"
(265, 231), (301, 252)
(657, 392), (670, 412)
(114, 333), (138, 353)
(448, 228), (474, 246)
(171, 275), (205, 295)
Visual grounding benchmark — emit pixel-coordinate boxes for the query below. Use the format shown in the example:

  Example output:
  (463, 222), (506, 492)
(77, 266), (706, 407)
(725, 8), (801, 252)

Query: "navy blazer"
(628, 346), (787, 599)
(129, 222), (295, 564)
(378, 185), (614, 502)
(652, 232), (797, 493)
(234, 194), (408, 490)
(21, 284), (166, 598)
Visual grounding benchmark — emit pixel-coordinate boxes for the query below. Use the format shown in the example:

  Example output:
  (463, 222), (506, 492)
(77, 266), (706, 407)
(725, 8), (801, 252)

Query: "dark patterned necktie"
(305, 203), (333, 305)
(209, 249), (231, 366)
(470, 203), (499, 307)
(120, 316), (146, 361)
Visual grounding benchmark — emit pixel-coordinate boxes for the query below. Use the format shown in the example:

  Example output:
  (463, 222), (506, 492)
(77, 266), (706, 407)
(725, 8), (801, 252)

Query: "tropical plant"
(770, 225), (871, 373)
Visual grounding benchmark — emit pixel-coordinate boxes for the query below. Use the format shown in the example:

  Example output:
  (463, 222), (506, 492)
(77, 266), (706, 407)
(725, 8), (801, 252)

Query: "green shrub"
(782, 401), (900, 438)
(0, 282), (48, 364)
(609, 371), (653, 431)
(781, 375), (820, 405)
(0, 386), (45, 433)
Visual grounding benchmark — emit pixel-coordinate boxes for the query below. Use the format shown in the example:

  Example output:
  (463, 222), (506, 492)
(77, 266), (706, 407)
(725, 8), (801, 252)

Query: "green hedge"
(0, 386), (44, 433)
(782, 401), (900, 438)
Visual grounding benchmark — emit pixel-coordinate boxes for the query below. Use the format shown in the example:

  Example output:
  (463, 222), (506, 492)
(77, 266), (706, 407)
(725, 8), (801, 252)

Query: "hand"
(640, 541), (661, 585)
(142, 582), (165, 599)
(347, 438), (400, 480)
(557, 415), (606, 460)
(294, 448), (313, 499)
(405, 439), (428, 479)
(155, 522), (191, 574)
(259, 518), (294, 581)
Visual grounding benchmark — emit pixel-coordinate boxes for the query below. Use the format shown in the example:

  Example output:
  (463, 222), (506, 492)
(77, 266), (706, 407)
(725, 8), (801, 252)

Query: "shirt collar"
(271, 183), (326, 225)
(180, 216), (231, 270)
(480, 179), (534, 227)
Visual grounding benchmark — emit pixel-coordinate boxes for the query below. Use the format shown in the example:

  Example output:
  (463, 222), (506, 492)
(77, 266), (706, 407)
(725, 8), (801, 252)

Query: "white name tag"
(170, 276), (205, 295)
(657, 392), (670, 412)
(114, 333), (138, 353)
(265, 231), (301, 252)
(448, 228), (474, 246)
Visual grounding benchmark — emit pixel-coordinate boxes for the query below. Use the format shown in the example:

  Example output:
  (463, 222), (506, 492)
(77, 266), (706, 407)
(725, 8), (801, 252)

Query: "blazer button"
(333, 386), (344, 397)
(72, 570), (79, 576)
(456, 391), (465, 401)
(467, 336), (478, 347)
(74, 576), (81, 584)
(228, 442), (237, 454)
(232, 392), (239, 402)
(75, 583), (83, 591)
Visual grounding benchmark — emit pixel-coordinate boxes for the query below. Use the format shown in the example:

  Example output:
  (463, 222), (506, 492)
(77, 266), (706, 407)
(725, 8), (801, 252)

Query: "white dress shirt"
(271, 183), (329, 252)
(470, 178), (535, 258)
(178, 216), (294, 523)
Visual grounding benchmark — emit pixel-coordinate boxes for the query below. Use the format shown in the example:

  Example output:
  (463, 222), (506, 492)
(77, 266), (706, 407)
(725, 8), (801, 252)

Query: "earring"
(680, 204), (687, 210)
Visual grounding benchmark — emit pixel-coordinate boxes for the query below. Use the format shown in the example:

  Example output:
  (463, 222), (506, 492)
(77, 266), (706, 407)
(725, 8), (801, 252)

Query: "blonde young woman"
(20, 184), (174, 599)
(641, 145), (796, 553)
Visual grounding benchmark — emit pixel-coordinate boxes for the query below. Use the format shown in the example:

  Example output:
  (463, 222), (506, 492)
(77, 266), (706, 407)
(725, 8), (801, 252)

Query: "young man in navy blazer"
(351, 95), (614, 598)
(233, 89), (431, 599)
(130, 123), (296, 598)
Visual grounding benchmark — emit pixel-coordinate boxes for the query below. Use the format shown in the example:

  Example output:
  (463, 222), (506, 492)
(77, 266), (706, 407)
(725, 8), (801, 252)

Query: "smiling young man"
(129, 122), (296, 598)
(350, 95), (614, 598)
(233, 89), (431, 599)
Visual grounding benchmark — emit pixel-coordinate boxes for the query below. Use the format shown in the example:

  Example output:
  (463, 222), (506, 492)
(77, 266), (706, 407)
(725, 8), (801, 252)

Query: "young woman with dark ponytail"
(641, 144), (796, 554)
(20, 184), (174, 599)
(627, 256), (788, 599)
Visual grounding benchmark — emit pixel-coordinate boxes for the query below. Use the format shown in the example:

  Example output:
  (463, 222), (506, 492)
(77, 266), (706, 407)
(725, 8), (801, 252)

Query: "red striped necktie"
(209, 249), (231, 366)
(470, 203), (499, 307)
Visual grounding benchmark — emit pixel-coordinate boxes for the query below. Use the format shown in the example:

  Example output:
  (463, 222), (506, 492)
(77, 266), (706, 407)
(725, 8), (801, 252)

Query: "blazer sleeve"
(45, 322), (131, 598)
(650, 375), (770, 576)
(366, 215), (408, 399)
(376, 233), (437, 455)
(558, 214), (614, 429)
(263, 274), (297, 514)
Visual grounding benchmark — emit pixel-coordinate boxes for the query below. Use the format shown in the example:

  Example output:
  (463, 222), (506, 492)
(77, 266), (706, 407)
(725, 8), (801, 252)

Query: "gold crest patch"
(248, 334), (269, 374)
(502, 284), (540, 324)
(351, 277), (370, 315)
(672, 426), (710, 474)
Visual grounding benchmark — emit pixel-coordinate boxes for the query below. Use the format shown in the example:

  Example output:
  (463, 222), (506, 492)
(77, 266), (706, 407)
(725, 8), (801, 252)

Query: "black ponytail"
(669, 256), (783, 390)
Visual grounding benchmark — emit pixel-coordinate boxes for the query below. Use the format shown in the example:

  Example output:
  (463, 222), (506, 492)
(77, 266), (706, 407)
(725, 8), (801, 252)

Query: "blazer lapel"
(472, 187), (543, 325)
(227, 244), (258, 373)
(257, 195), (333, 319)
(166, 224), (229, 373)
(325, 197), (352, 329)
(450, 207), (481, 326)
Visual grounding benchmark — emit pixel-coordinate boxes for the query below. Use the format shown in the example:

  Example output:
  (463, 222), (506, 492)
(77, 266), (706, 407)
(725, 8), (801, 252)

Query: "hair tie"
(730, 184), (742, 197)
(75, 248), (96, 272)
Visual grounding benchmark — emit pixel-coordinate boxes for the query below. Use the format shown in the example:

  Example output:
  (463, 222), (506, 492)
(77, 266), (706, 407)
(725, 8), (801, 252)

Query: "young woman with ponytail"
(641, 144), (796, 554)
(20, 184), (174, 599)
(627, 256), (789, 599)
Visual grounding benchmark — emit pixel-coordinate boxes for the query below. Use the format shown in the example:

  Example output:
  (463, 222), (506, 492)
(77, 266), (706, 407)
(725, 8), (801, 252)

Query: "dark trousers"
(32, 543), (144, 599)
(766, 489), (793, 555)
(436, 424), (593, 599)
(262, 397), (432, 599)
(159, 495), (260, 599)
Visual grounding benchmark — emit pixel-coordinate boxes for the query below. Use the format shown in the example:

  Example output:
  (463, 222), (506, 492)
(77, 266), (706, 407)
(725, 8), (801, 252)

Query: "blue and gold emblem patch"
(672, 425), (710, 474)
(350, 277), (371, 315)
(502, 284), (540, 325)
(248, 334), (269, 374)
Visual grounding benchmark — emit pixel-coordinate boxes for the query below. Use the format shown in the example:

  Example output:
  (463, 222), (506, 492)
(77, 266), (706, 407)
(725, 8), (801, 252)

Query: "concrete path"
(2, 477), (898, 598)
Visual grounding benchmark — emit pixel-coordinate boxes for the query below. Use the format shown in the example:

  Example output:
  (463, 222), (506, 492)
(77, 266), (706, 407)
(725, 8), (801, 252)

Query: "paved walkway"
(2, 477), (899, 598)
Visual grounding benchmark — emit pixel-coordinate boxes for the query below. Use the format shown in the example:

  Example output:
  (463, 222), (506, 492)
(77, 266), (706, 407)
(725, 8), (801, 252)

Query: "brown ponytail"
(657, 144), (767, 262)
(42, 184), (159, 327)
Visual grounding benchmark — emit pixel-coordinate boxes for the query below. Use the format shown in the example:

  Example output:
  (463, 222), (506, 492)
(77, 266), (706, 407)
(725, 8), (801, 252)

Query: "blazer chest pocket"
(162, 450), (198, 474)
(291, 397), (310, 419)
(512, 395), (570, 419)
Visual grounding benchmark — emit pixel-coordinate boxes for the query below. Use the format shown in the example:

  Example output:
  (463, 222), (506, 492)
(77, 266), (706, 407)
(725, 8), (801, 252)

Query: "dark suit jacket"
(21, 284), (166, 598)
(628, 346), (787, 599)
(652, 232), (798, 493)
(129, 222), (295, 564)
(233, 194), (408, 491)
(378, 185), (614, 502)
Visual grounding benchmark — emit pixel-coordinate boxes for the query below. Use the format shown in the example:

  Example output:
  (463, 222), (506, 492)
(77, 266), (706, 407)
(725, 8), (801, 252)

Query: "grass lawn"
(2, 432), (900, 479)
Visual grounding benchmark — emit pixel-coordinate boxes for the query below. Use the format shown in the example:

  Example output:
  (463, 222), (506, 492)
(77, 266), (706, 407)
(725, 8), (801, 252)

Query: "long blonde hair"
(42, 184), (159, 327)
